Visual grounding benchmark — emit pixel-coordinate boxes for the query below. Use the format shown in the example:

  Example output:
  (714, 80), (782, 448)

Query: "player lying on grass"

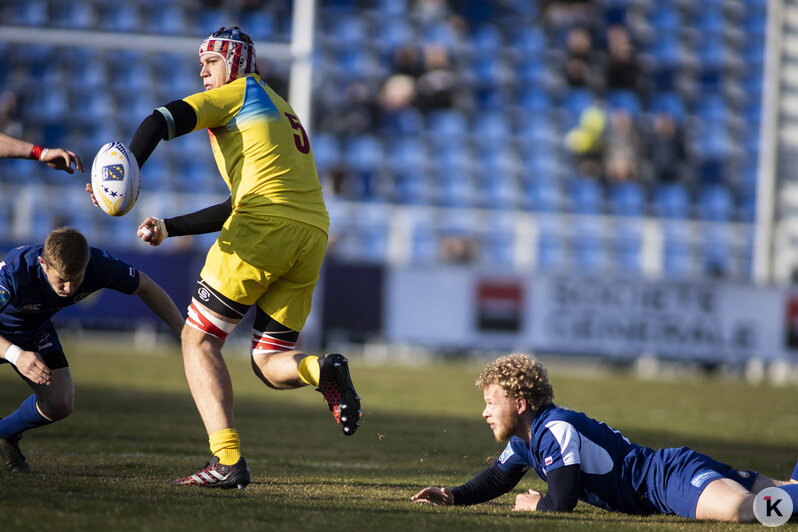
(0, 132), (83, 174)
(0, 227), (184, 473)
(411, 353), (798, 522)
(87, 26), (361, 489)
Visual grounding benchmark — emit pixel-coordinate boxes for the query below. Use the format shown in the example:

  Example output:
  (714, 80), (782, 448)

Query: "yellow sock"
(209, 428), (241, 466)
(298, 355), (320, 386)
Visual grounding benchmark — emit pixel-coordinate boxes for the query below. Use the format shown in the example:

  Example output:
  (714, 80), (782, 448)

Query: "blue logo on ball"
(102, 164), (125, 181)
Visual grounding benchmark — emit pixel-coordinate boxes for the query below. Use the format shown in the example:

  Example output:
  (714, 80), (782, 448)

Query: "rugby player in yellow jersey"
(89, 27), (361, 489)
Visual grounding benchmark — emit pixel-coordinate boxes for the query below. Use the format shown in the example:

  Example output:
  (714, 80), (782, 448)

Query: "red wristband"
(31, 145), (44, 161)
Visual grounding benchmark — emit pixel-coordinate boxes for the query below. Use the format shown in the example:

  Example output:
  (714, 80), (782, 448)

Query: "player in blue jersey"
(411, 353), (798, 522)
(0, 132), (83, 173)
(0, 227), (184, 473)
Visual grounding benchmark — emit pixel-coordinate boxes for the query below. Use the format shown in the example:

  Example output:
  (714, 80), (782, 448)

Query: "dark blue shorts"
(642, 446), (757, 518)
(0, 323), (68, 370)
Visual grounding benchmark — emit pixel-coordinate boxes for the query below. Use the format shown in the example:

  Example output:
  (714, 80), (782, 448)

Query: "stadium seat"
(608, 182), (646, 217)
(569, 178), (604, 214)
(696, 184), (735, 221)
(571, 220), (606, 272)
(653, 182), (690, 219)
(535, 217), (568, 270)
(610, 219), (643, 274)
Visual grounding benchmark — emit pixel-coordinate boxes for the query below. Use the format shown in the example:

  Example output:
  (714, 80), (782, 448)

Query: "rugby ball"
(90, 141), (140, 216)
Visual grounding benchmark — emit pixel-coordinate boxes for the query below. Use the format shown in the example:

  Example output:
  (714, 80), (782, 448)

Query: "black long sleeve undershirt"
(128, 99), (224, 237)
(450, 464), (526, 506)
(128, 100), (197, 169)
(163, 196), (233, 237)
(535, 464), (581, 512)
(449, 463), (581, 513)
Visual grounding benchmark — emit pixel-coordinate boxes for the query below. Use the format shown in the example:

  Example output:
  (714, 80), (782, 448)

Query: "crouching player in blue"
(412, 353), (798, 522)
(0, 227), (184, 473)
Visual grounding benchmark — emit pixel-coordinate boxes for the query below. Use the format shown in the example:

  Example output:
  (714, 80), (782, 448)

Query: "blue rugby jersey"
(0, 245), (140, 332)
(496, 404), (656, 514)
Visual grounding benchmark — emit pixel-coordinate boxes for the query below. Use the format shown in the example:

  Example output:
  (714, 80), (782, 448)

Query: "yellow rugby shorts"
(200, 214), (328, 331)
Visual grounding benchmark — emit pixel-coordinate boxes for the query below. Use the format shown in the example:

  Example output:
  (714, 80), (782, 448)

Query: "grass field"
(0, 338), (796, 531)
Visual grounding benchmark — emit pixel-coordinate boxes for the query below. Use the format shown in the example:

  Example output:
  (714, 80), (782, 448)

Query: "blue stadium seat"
(473, 111), (512, 144)
(696, 184), (734, 221)
(662, 223), (694, 277)
(435, 172), (476, 208)
(607, 90), (642, 116)
(513, 28), (546, 55)
(653, 182), (690, 219)
(427, 109), (469, 143)
(608, 182), (646, 217)
(610, 219), (642, 274)
(478, 214), (516, 265)
(471, 24), (505, 56)
(522, 175), (563, 212)
(310, 133), (341, 171)
(535, 218), (568, 270)
(700, 226), (735, 277)
(569, 178), (604, 214)
(344, 135), (385, 173)
(571, 220), (606, 272)
(389, 136), (428, 172)
(394, 170), (433, 205)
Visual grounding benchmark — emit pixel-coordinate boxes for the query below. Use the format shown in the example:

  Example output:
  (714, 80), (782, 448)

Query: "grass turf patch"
(0, 340), (796, 531)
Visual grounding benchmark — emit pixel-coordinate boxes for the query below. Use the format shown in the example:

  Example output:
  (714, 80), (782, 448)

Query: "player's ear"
(515, 396), (528, 414)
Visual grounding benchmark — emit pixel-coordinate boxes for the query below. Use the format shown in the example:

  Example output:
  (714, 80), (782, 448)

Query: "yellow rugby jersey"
(183, 74), (329, 234)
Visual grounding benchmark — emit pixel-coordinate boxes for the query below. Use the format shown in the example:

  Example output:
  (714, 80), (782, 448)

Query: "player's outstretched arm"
(411, 487), (454, 506)
(133, 272), (185, 336)
(0, 132), (83, 174)
(0, 335), (52, 385)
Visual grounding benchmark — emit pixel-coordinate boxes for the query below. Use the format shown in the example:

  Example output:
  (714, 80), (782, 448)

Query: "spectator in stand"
(564, 106), (606, 181)
(561, 26), (604, 91)
(603, 109), (642, 183)
(644, 112), (689, 184)
(604, 25), (642, 95)
(415, 44), (470, 112)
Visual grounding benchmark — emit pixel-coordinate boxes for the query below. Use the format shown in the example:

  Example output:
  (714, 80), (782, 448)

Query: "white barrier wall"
(386, 267), (795, 362)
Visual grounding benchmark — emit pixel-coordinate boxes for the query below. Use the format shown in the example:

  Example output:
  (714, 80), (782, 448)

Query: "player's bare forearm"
(134, 272), (185, 336)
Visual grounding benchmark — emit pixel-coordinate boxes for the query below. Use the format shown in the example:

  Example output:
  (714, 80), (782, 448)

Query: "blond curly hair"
(476, 353), (553, 414)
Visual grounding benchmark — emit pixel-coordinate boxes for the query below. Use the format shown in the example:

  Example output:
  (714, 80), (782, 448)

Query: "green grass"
(0, 339), (796, 531)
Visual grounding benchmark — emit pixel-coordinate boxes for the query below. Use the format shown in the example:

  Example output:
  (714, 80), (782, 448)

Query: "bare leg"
(695, 478), (755, 522)
(696, 475), (794, 522)
(251, 350), (310, 389)
(181, 324), (235, 435)
(26, 367), (74, 421)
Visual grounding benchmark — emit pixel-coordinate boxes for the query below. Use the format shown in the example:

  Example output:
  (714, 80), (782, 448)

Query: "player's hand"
(14, 349), (52, 386)
(137, 217), (167, 246)
(85, 182), (100, 207)
(411, 487), (454, 506)
(513, 489), (542, 512)
(42, 147), (84, 174)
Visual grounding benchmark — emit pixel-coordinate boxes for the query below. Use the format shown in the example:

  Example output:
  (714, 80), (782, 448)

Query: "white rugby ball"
(90, 141), (140, 216)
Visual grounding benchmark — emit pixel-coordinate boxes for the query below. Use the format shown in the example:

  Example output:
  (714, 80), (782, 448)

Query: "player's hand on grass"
(15, 349), (52, 386)
(513, 489), (542, 512)
(411, 487), (453, 506)
(137, 217), (167, 246)
(43, 147), (84, 174)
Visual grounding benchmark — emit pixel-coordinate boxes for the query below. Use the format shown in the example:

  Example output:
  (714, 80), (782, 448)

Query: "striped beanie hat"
(199, 26), (257, 83)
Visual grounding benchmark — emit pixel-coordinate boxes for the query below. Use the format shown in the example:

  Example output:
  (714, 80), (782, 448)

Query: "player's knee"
(39, 396), (74, 421)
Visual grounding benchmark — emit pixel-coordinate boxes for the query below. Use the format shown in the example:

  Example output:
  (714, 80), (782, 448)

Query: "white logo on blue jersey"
(691, 470), (722, 488)
(0, 284), (9, 307)
(499, 444), (515, 464)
